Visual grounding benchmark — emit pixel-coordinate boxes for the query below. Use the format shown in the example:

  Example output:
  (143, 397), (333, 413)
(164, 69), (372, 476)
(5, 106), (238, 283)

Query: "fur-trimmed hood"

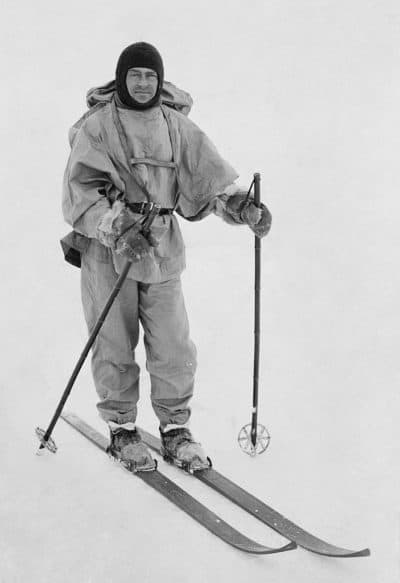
(86, 79), (193, 116)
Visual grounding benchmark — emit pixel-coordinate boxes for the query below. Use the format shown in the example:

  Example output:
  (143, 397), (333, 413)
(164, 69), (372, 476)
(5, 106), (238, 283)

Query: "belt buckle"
(148, 202), (161, 215)
(141, 202), (161, 215)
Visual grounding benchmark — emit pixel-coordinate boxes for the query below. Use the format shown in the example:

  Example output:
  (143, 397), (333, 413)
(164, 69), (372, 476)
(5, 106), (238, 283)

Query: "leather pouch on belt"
(60, 231), (90, 268)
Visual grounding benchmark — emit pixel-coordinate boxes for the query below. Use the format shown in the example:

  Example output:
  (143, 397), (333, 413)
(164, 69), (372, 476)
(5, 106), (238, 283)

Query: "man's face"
(126, 67), (158, 103)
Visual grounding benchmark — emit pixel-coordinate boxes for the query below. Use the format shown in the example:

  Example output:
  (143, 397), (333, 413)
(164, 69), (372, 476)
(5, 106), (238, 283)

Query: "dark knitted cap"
(115, 42), (164, 110)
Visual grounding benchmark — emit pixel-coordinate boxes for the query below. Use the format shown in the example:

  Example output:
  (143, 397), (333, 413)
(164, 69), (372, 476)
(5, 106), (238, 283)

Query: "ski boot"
(107, 426), (157, 473)
(160, 427), (212, 473)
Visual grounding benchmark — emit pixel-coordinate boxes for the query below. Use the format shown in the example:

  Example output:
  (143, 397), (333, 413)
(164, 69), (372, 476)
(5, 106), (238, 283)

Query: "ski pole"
(35, 204), (160, 454)
(251, 173), (262, 446)
(238, 173), (271, 456)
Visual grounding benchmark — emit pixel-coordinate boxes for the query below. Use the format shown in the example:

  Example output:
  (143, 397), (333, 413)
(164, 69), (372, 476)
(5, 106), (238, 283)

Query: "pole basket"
(35, 427), (58, 455)
(238, 423), (271, 457)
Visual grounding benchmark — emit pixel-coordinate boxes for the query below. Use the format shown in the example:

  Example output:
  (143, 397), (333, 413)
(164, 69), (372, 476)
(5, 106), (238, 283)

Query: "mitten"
(225, 193), (272, 238)
(96, 200), (154, 261)
(115, 226), (152, 261)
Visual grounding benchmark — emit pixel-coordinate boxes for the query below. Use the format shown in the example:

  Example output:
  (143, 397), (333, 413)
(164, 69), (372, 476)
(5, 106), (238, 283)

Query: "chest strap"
(130, 157), (177, 169)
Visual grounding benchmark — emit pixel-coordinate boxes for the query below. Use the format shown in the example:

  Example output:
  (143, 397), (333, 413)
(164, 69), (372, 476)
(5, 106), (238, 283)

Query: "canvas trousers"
(80, 249), (197, 428)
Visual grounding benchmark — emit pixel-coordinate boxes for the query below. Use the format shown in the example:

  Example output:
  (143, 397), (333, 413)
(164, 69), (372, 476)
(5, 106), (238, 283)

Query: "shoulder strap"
(160, 105), (182, 211)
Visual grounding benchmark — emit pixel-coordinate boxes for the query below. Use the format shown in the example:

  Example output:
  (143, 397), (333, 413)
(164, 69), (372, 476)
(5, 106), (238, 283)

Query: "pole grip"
(253, 173), (261, 207)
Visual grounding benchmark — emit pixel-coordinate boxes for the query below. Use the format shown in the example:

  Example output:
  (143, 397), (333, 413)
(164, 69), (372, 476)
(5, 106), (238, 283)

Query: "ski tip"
(242, 540), (296, 555)
(313, 546), (371, 558)
(350, 547), (371, 558)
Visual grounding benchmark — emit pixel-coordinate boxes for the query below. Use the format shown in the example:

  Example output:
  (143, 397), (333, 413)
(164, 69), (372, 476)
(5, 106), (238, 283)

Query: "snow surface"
(1, 1), (399, 581)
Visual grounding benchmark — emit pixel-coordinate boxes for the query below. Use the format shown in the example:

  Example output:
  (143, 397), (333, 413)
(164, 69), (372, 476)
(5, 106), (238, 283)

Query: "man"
(62, 42), (271, 472)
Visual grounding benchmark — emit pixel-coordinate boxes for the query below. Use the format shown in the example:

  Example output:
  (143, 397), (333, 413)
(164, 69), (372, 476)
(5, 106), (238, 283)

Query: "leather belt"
(126, 202), (174, 216)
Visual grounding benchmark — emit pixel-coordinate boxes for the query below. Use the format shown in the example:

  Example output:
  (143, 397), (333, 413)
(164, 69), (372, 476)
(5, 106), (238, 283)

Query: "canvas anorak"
(62, 82), (239, 283)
